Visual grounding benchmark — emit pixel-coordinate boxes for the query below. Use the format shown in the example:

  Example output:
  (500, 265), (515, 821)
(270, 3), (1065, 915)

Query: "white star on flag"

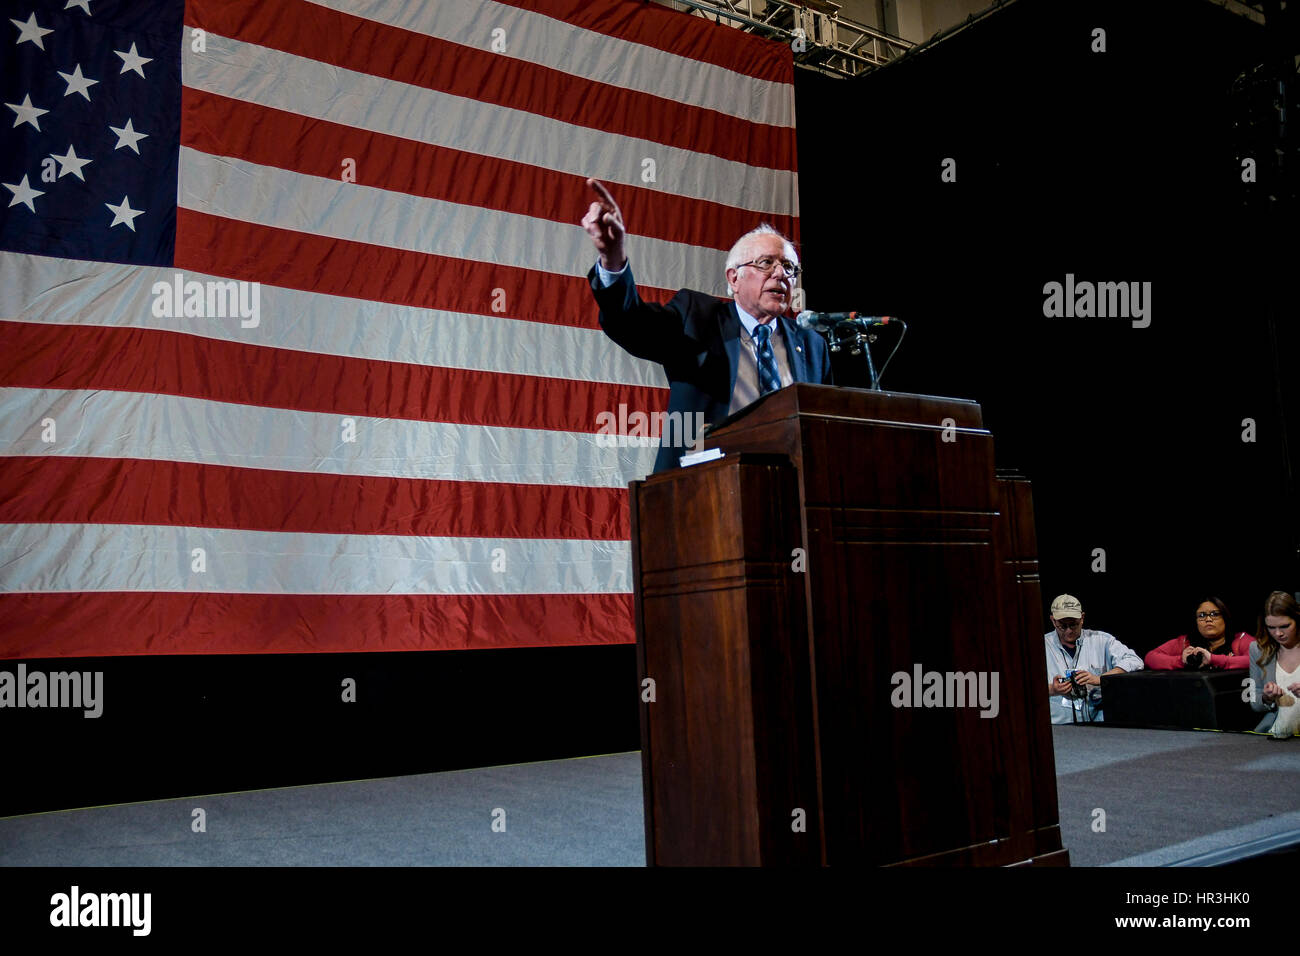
(64, 0), (93, 13)
(114, 42), (151, 79)
(108, 117), (148, 153)
(50, 144), (93, 181)
(10, 13), (53, 49)
(105, 195), (143, 230)
(4, 174), (45, 212)
(7, 94), (49, 131)
(58, 64), (99, 101)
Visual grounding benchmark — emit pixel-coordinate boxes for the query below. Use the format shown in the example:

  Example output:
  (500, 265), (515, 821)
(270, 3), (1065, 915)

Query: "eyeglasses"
(736, 256), (801, 279)
(1196, 610), (1223, 620)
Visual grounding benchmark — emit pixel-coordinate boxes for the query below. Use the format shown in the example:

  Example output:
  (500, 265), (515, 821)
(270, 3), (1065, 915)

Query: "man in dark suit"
(581, 179), (833, 473)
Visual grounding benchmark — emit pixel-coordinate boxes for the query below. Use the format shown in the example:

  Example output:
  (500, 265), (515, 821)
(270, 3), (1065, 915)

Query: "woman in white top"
(1248, 590), (1300, 738)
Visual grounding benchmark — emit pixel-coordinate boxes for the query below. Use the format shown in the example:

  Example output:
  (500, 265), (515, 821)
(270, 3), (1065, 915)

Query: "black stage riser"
(2, 646), (639, 816)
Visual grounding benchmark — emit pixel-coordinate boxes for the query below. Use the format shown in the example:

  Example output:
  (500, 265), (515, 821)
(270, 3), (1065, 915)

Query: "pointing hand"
(581, 178), (626, 272)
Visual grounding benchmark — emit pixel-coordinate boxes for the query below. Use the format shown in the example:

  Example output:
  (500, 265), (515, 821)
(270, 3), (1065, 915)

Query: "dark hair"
(1190, 596), (1232, 653)
(1255, 591), (1300, 666)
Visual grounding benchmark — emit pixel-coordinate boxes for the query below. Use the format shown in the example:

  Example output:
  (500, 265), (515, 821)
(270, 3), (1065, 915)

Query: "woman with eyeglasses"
(1249, 591), (1300, 737)
(1143, 597), (1254, 670)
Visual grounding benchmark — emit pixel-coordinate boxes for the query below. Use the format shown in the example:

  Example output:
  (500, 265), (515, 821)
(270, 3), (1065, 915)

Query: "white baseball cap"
(1050, 594), (1084, 620)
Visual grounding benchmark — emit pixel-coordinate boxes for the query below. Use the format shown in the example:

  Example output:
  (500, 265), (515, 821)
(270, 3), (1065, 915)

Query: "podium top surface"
(705, 384), (985, 437)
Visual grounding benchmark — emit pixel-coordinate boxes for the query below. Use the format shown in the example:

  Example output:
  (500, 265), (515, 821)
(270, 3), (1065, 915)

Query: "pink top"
(1144, 632), (1255, 670)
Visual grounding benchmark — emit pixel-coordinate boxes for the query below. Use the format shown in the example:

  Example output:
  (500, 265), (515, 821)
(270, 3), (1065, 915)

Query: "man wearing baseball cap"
(1045, 594), (1143, 724)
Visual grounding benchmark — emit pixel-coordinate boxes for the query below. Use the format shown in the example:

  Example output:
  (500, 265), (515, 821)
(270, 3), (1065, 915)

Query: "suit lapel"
(722, 299), (742, 399)
(778, 315), (809, 383)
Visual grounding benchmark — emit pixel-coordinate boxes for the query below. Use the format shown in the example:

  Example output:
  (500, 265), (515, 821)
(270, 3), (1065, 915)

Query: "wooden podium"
(629, 384), (1067, 866)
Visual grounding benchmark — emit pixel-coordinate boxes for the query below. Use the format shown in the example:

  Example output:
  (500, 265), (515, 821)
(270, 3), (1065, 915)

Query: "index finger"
(587, 177), (620, 212)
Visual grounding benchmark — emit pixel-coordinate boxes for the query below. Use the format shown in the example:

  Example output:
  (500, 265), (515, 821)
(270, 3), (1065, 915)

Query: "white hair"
(724, 224), (799, 276)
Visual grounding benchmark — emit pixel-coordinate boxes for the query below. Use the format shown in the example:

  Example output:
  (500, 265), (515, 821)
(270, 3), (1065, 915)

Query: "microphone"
(795, 310), (896, 330)
(795, 311), (906, 392)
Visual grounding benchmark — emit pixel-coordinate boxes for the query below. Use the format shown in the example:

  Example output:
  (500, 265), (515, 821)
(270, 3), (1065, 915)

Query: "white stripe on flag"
(0, 388), (660, 487)
(0, 252), (666, 388)
(309, 0), (796, 127)
(180, 31), (799, 217)
(0, 523), (631, 594)
(178, 147), (728, 294)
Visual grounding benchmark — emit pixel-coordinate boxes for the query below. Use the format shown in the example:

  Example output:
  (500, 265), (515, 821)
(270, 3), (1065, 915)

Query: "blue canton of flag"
(2, 0), (181, 265)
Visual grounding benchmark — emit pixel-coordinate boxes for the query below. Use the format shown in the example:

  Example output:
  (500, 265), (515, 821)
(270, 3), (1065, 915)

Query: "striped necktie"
(752, 322), (781, 395)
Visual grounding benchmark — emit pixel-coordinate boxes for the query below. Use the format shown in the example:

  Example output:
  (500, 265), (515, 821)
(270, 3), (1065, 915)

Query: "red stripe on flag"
(180, 89), (799, 252)
(185, 0), (795, 170)
(492, 0), (794, 84)
(0, 321), (667, 433)
(0, 457), (631, 540)
(0, 592), (635, 658)
(174, 210), (678, 329)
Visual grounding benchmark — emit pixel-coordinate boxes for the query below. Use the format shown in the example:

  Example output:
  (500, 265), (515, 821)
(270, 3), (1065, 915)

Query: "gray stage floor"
(1053, 725), (1300, 866)
(2, 727), (1298, 866)
(0, 753), (647, 867)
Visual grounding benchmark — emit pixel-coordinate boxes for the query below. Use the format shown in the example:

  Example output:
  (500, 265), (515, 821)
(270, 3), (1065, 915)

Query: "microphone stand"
(826, 318), (880, 390)
(805, 314), (903, 391)
(858, 322), (880, 390)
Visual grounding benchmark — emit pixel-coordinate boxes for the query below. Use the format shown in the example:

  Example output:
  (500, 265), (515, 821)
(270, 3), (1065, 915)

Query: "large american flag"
(0, 0), (799, 657)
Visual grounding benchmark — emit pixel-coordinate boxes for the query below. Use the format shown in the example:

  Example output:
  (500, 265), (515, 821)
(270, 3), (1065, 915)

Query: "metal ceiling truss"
(658, 0), (914, 78)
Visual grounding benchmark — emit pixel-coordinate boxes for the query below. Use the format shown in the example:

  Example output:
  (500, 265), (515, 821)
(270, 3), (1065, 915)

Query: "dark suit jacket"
(590, 264), (834, 473)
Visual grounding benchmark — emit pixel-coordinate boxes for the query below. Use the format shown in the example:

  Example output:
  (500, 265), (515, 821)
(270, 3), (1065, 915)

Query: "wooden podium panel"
(993, 470), (1065, 860)
(632, 454), (819, 865)
(631, 385), (1067, 866)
